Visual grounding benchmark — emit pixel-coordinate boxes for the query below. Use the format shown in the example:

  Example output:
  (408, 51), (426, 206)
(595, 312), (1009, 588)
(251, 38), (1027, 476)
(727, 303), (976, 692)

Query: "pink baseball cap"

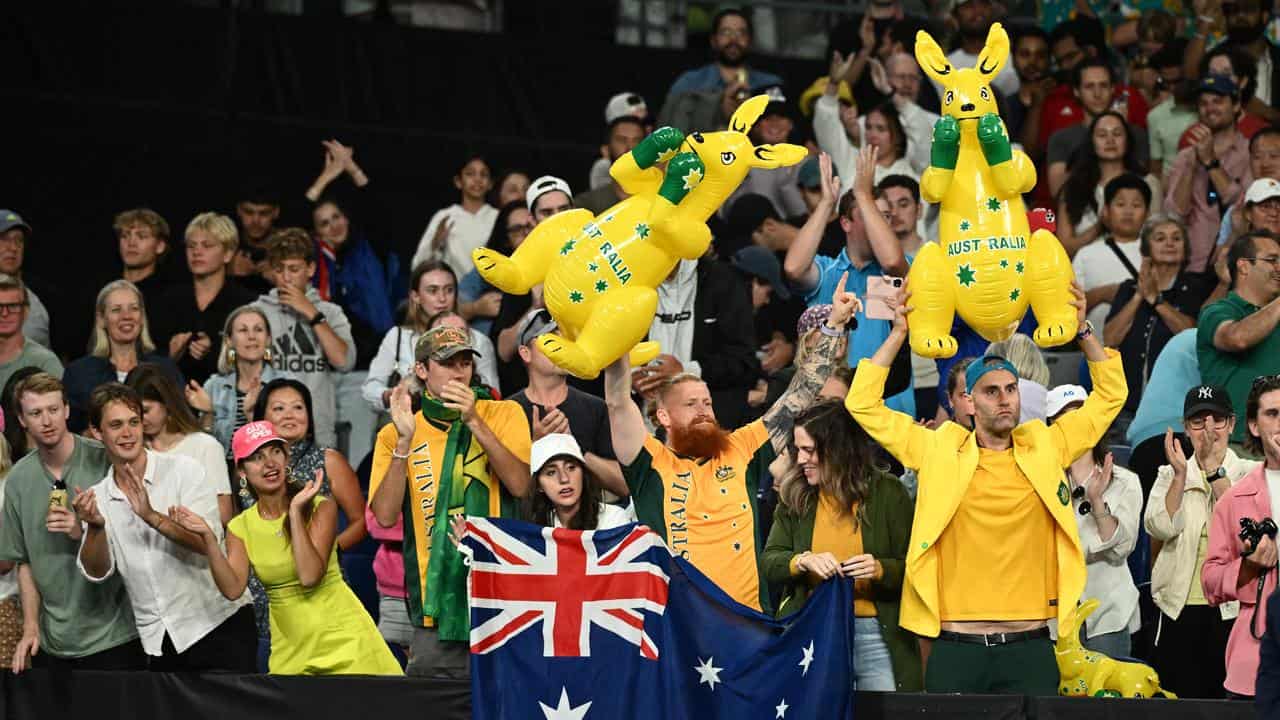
(232, 421), (286, 464)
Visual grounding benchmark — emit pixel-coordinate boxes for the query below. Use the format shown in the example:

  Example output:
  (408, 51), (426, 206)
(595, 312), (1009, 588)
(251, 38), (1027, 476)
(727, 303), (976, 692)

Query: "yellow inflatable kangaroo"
(908, 23), (1077, 358)
(1055, 599), (1175, 698)
(472, 95), (807, 379)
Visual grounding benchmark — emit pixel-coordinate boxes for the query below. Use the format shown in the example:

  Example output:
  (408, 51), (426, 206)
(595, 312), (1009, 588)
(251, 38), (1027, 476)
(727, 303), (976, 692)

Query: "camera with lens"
(1239, 517), (1278, 557)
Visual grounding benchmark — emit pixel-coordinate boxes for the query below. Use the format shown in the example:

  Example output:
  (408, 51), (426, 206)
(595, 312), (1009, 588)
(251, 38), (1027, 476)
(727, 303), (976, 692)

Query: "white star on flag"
(799, 640), (815, 676)
(694, 656), (724, 690)
(775, 698), (790, 718)
(539, 687), (592, 720)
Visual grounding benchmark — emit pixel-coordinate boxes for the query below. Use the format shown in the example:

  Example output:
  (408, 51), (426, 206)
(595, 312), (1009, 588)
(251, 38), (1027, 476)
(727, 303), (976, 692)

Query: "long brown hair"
(239, 440), (318, 544)
(405, 260), (457, 333)
(126, 363), (203, 436)
(527, 456), (604, 531)
(778, 400), (881, 528)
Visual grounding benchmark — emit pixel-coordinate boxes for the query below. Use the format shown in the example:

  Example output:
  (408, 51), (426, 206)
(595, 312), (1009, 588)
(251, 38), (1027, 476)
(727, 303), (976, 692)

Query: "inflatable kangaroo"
(907, 23), (1077, 359)
(1056, 599), (1176, 698)
(473, 95), (806, 379)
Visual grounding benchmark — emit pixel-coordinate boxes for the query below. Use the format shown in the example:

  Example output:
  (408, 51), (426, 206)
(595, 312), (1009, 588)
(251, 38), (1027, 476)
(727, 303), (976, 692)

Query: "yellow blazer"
(844, 349), (1126, 638)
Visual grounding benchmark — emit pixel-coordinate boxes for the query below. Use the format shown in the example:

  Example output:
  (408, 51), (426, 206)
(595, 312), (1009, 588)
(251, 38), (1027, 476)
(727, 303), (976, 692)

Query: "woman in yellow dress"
(171, 421), (402, 676)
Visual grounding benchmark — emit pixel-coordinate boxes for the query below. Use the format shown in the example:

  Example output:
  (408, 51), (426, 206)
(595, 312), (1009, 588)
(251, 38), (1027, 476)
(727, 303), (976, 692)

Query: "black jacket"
(690, 257), (762, 428)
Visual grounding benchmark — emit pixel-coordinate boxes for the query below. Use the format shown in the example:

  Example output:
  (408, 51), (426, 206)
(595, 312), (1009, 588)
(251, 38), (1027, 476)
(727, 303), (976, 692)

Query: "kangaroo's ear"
(976, 22), (1010, 80)
(729, 95), (770, 134)
(914, 30), (953, 86)
(750, 144), (809, 169)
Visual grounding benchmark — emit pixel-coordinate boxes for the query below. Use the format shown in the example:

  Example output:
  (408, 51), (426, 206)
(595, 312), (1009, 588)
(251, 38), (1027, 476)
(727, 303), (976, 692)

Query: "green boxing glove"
(977, 113), (1013, 166)
(633, 126), (686, 169)
(658, 152), (705, 205)
(930, 116), (960, 171)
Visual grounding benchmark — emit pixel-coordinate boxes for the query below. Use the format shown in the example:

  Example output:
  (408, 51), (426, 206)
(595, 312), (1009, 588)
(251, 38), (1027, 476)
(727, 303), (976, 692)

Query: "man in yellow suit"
(845, 283), (1126, 695)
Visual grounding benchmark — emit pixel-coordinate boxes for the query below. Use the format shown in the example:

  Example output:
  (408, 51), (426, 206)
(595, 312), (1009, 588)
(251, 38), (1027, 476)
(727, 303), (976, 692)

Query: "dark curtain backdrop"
(0, 1), (824, 359)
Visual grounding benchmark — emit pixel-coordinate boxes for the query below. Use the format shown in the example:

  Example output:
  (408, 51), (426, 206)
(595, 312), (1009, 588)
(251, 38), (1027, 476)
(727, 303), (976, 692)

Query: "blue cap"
(796, 156), (821, 190)
(1198, 74), (1238, 98)
(965, 354), (1020, 394)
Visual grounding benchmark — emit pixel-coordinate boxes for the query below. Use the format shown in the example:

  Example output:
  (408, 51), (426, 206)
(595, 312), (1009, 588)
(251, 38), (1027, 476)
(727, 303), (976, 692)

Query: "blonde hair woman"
(63, 280), (183, 432)
(186, 304), (289, 454)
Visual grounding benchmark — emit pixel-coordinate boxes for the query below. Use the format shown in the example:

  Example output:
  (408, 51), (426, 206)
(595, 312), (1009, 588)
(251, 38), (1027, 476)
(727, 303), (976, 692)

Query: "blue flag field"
(460, 518), (856, 720)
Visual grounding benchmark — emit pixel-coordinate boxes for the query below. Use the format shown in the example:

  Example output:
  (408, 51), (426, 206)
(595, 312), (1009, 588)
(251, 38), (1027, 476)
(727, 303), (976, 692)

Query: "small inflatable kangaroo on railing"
(473, 95), (806, 379)
(906, 23), (1077, 359)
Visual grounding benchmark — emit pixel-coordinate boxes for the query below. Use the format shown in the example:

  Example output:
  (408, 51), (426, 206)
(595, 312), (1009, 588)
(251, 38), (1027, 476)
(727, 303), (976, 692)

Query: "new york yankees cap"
(1184, 384), (1233, 419)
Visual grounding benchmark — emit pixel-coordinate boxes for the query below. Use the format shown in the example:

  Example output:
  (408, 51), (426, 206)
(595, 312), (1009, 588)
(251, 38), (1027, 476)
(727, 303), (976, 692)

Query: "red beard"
(668, 417), (731, 459)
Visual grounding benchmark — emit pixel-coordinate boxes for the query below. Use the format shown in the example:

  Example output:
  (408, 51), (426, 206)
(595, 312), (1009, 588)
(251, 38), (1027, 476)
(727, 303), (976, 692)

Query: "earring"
(227, 348), (237, 364)
(238, 475), (253, 506)
(263, 347), (273, 363)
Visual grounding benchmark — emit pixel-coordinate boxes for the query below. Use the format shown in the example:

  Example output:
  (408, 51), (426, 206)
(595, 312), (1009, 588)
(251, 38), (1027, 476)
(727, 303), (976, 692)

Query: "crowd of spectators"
(8, 0), (1280, 705)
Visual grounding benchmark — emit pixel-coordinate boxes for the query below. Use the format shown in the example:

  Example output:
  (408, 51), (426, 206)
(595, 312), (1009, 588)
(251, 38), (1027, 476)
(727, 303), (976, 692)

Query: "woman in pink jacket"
(1204, 376), (1280, 699)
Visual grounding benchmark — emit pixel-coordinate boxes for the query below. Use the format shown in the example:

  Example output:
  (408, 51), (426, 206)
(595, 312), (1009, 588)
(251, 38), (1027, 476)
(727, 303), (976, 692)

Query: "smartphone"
(865, 275), (904, 321)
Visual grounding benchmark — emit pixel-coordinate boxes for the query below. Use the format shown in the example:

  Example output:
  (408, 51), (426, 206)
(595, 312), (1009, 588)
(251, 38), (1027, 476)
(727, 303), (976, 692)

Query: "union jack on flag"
(462, 518), (671, 659)
(462, 519), (854, 720)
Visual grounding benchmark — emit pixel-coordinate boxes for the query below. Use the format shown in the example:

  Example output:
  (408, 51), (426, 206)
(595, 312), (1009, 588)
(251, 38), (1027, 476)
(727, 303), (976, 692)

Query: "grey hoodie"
(253, 288), (356, 449)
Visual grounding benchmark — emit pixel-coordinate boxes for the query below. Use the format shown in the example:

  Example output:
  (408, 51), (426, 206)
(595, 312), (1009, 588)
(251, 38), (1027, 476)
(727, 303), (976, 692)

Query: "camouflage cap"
(415, 325), (480, 363)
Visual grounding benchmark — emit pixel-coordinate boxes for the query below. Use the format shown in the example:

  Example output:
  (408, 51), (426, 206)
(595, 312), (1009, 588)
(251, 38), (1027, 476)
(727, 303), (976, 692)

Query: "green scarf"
(421, 385), (493, 642)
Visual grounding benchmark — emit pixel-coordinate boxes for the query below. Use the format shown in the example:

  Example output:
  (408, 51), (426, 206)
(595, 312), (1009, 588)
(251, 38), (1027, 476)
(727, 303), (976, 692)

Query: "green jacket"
(762, 469), (922, 692)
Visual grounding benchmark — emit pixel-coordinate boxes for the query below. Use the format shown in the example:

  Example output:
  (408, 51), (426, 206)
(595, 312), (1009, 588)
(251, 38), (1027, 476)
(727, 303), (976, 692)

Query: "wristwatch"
(1075, 320), (1094, 341)
(1204, 466), (1227, 482)
(1149, 291), (1165, 307)
(1202, 158), (1221, 171)
(309, 312), (328, 327)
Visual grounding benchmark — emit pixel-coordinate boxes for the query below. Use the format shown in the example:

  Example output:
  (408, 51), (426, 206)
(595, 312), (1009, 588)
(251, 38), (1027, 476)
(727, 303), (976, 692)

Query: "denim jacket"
(202, 365), (288, 451)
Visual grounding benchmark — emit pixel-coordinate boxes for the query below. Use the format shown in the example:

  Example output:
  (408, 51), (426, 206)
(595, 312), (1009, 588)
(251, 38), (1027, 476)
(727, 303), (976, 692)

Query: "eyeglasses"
(1246, 256), (1280, 268)
(1186, 414), (1230, 430)
(0, 302), (26, 316)
(1251, 199), (1280, 214)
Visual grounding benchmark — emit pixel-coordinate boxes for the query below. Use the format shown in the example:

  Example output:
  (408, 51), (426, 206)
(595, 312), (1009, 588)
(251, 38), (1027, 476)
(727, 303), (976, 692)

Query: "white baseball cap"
(1246, 178), (1280, 206)
(526, 175), (574, 212)
(1045, 384), (1088, 419)
(530, 433), (586, 477)
(605, 92), (648, 125)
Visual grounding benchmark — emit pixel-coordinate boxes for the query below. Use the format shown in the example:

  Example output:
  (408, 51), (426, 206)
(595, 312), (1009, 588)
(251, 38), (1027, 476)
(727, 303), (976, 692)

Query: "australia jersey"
(624, 420), (775, 611)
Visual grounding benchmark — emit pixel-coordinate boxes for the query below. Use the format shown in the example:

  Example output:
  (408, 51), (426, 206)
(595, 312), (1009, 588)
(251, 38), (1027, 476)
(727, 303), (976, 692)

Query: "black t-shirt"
(509, 386), (616, 461)
(1106, 271), (1212, 413)
(152, 277), (259, 385)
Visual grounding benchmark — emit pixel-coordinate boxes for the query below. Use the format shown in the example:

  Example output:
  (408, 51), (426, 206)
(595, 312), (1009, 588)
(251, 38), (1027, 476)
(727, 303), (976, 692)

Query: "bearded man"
(604, 284), (859, 612)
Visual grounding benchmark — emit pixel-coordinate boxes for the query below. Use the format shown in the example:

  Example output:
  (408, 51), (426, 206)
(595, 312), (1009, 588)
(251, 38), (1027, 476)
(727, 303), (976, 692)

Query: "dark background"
(0, 1), (824, 358)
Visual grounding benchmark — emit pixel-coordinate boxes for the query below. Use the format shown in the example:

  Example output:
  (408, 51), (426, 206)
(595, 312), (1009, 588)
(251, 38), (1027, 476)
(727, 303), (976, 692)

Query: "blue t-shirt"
(667, 64), (784, 98)
(1126, 328), (1200, 446)
(458, 268), (496, 336)
(801, 249), (916, 418)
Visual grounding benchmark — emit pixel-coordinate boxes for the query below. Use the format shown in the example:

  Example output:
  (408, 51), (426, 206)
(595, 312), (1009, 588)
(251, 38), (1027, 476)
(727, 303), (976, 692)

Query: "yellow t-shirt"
(1187, 524), (1211, 606)
(624, 420), (773, 611)
(936, 447), (1059, 622)
(811, 494), (877, 617)
(368, 400), (532, 627)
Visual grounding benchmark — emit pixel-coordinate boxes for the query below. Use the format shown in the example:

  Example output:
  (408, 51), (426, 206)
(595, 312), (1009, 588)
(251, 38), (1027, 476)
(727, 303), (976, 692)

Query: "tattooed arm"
(761, 272), (859, 454)
(761, 328), (848, 454)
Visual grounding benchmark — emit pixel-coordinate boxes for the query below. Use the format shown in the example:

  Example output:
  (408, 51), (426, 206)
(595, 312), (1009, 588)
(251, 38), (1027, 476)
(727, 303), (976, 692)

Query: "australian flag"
(460, 518), (855, 720)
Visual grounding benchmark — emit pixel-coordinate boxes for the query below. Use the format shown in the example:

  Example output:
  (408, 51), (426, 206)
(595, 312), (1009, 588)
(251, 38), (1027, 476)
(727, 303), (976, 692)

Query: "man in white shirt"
(76, 383), (255, 672)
